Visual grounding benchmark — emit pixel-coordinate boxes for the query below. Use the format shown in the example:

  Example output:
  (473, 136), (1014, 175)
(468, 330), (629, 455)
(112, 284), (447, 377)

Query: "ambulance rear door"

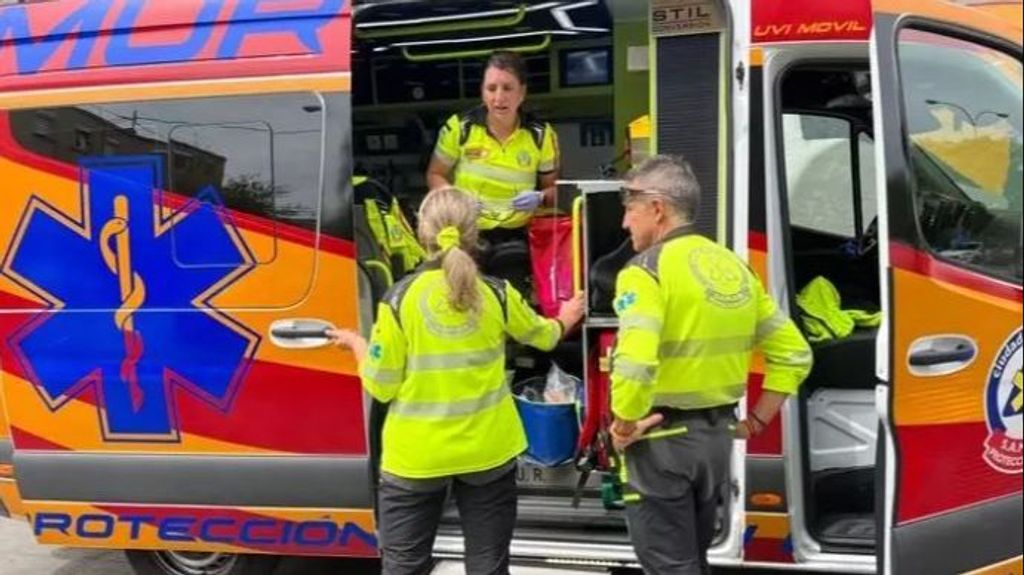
(869, 2), (1023, 573)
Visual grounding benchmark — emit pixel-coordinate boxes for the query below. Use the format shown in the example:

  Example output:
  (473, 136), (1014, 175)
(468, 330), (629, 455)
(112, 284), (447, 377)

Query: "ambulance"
(0, 1), (1020, 574)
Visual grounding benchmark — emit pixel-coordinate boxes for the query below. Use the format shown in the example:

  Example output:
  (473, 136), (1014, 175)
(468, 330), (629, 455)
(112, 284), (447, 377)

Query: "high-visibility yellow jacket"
(363, 196), (426, 275)
(361, 265), (563, 478)
(796, 276), (881, 342)
(611, 226), (812, 421)
(354, 177), (426, 276)
(433, 106), (559, 230)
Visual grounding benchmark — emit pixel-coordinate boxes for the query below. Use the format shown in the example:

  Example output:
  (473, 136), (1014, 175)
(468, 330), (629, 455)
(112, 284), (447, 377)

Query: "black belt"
(654, 403), (738, 425)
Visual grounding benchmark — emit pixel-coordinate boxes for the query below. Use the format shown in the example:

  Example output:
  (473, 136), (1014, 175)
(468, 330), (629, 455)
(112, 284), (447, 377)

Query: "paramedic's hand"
(327, 329), (368, 363)
(556, 293), (585, 335)
(511, 190), (544, 211)
(610, 413), (665, 452)
(734, 418), (764, 440)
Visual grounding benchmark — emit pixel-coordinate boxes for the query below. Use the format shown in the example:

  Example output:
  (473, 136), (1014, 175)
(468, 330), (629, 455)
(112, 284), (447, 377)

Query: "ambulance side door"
(870, 2), (1023, 573)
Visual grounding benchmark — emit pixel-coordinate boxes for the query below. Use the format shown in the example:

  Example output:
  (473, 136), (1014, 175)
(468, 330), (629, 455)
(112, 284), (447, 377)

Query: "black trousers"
(377, 468), (518, 575)
(621, 412), (734, 575)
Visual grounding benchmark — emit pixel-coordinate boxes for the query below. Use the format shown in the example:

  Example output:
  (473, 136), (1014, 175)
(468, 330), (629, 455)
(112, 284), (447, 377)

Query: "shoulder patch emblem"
(517, 150), (532, 168)
(369, 342), (383, 362)
(615, 291), (638, 314)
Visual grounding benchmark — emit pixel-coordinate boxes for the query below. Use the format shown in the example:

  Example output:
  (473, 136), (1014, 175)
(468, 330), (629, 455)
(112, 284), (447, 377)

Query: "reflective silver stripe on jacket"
(362, 365), (404, 386)
(407, 346), (504, 371)
(755, 310), (790, 343)
(457, 161), (537, 186)
(389, 385), (511, 419)
(770, 350), (814, 367)
(620, 314), (663, 334)
(659, 336), (755, 359)
(612, 358), (657, 385)
(520, 322), (557, 346)
(433, 149), (457, 167)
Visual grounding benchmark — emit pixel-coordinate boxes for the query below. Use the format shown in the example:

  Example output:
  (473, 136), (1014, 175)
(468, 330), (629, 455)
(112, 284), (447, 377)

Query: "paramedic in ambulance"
(425, 50), (560, 257)
(328, 186), (584, 575)
(607, 155), (812, 574)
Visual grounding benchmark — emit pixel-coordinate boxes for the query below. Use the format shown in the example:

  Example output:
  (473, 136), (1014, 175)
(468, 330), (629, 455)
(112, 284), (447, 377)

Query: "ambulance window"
(7, 92), (326, 268)
(167, 121), (278, 265)
(898, 29), (1023, 282)
(783, 114), (858, 237)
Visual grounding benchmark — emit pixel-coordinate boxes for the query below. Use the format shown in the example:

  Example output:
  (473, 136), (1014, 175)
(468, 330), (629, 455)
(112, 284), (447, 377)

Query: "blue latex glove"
(511, 190), (544, 211)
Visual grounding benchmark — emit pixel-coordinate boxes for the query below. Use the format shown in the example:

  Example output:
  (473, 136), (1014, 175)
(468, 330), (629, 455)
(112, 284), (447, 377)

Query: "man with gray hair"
(608, 155), (812, 573)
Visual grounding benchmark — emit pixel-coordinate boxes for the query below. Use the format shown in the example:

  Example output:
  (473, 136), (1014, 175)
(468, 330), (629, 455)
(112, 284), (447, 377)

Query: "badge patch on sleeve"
(369, 343), (383, 361)
(615, 291), (638, 313)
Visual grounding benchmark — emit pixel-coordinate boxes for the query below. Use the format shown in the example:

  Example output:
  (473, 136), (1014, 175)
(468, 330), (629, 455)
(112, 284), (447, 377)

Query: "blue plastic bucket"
(513, 378), (579, 467)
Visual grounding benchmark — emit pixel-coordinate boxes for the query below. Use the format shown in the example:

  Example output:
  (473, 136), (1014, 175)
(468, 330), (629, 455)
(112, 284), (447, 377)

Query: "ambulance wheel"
(125, 550), (280, 575)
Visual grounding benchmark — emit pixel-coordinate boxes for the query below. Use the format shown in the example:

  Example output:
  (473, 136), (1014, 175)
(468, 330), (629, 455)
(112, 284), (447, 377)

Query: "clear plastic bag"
(543, 363), (579, 404)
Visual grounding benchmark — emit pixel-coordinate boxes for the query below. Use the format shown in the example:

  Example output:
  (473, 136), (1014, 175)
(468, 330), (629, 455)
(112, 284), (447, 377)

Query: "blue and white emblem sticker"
(983, 328), (1022, 474)
(614, 291), (638, 314)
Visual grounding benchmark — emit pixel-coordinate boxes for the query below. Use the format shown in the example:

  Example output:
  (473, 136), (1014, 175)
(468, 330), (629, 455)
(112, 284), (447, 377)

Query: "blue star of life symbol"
(615, 291), (638, 314)
(1, 156), (259, 441)
(369, 343), (383, 361)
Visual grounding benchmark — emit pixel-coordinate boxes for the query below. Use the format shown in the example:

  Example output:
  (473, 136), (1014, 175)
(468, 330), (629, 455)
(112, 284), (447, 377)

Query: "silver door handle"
(269, 319), (336, 349)
(907, 335), (977, 376)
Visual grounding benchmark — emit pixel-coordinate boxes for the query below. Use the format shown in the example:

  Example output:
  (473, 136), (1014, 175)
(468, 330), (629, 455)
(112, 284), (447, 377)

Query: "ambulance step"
(441, 494), (627, 530)
(816, 512), (877, 549)
(431, 560), (608, 574)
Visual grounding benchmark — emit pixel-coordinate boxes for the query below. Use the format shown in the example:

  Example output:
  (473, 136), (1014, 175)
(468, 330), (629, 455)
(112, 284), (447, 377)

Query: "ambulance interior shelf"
(564, 184), (634, 495)
(510, 182), (614, 473)
(510, 182), (629, 481)
(581, 184), (634, 317)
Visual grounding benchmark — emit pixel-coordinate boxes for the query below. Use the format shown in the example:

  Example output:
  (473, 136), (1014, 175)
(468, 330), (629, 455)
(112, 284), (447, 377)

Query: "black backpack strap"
(627, 244), (664, 284)
(525, 119), (546, 151)
(480, 275), (509, 322)
(459, 116), (473, 148)
(383, 272), (420, 329)
(458, 106), (487, 147)
(520, 112), (546, 150)
(458, 107), (546, 151)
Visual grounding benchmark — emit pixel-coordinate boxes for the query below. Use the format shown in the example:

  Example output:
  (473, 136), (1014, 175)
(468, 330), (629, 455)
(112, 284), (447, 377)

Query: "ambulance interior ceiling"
(351, 0), (647, 206)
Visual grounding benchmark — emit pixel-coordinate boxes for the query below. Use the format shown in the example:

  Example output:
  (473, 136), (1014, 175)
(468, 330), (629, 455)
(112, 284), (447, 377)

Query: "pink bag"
(528, 215), (575, 318)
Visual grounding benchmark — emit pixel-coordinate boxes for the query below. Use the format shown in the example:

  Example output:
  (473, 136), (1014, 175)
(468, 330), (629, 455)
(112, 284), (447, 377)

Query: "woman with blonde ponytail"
(330, 187), (583, 575)
(419, 187), (482, 315)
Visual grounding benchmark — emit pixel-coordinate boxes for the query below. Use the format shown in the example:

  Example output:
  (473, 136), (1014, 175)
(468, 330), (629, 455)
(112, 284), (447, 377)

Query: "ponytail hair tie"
(436, 226), (461, 252)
